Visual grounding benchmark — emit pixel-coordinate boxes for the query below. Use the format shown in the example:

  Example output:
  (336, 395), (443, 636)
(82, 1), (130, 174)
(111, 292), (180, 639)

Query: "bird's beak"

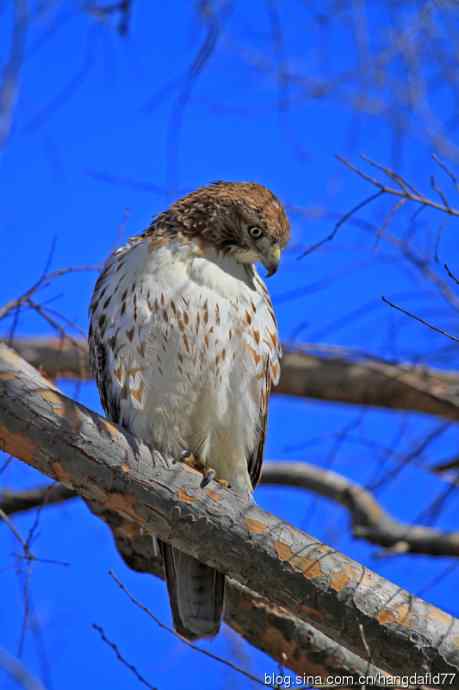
(263, 243), (281, 277)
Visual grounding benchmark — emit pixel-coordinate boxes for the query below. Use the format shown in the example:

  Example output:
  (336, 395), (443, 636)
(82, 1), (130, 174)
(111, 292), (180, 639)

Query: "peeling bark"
(4, 462), (459, 557)
(0, 344), (459, 679)
(5, 337), (459, 420)
(111, 522), (393, 681)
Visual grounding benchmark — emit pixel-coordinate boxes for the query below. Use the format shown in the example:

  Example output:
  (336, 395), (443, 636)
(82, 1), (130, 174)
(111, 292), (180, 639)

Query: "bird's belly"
(120, 255), (264, 494)
(127, 324), (254, 494)
(94, 239), (273, 496)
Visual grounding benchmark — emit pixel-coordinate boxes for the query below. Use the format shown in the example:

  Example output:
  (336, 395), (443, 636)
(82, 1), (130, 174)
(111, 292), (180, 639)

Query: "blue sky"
(1, 2), (459, 689)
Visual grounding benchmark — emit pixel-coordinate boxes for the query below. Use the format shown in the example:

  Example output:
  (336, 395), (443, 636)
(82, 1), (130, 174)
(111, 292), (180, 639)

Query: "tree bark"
(112, 522), (395, 682)
(0, 483), (391, 680)
(1, 343), (458, 680)
(5, 462), (459, 556)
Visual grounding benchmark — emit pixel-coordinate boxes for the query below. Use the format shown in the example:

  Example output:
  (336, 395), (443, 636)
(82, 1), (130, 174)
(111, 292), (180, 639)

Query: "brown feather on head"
(148, 181), (290, 276)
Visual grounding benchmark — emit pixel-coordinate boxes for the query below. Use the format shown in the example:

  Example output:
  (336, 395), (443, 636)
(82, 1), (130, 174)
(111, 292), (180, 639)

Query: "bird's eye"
(248, 226), (263, 239)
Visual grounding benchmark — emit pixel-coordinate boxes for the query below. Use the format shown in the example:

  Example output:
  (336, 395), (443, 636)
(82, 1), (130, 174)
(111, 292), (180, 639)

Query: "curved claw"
(178, 449), (202, 471)
(200, 468), (216, 488)
(179, 449), (193, 462)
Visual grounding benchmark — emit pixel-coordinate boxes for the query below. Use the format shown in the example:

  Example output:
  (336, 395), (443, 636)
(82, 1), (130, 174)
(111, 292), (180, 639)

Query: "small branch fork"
(299, 154), (459, 259)
(0, 267), (99, 386)
(337, 153), (459, 219)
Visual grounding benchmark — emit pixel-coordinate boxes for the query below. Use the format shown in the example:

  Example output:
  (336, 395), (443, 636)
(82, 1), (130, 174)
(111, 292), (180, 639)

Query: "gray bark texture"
(5, 461), (459, 557)
(1, 343), (459, 682)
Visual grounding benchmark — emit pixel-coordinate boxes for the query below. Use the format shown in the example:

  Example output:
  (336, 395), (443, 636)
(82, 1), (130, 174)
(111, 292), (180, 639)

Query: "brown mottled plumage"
(144, 181), (290, 249)
(89, 181), (289, 640)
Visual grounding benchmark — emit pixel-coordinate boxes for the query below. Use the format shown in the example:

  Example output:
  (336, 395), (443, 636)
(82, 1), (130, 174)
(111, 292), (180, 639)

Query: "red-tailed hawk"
(89, 181), (290, 639)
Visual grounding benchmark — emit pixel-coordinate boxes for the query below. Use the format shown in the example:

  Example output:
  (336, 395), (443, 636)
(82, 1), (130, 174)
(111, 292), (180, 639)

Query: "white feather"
(90, 235), (280, 496)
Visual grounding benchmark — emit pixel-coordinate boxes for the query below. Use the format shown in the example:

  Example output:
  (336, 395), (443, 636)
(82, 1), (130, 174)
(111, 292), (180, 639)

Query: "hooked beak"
(263, 243), (281, 277)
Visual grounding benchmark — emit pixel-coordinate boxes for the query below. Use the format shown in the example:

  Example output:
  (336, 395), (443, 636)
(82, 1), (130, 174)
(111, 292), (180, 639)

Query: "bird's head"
(166, 181), (290, 277)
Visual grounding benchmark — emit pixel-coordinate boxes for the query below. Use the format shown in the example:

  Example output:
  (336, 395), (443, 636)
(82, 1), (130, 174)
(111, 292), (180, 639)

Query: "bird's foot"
(200, 467), (216, 488)
(178, 450), (229, 490)
(200, 470), (230, 489)
(178, 449), (202, 472)
(215, 478), (230, 489)
(178, 449), (212, 486)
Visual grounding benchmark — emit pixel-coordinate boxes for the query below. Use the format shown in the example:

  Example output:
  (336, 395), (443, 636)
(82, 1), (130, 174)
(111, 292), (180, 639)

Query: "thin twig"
(93, 624), (158, 690)
(382, 296), (459, 343)
(338, 155), (459, 218)
(85, 1), (132, 35)
(109, 570), (269, 688)
(0, 265), (99, 323)
(444, 263), (459, 285)
(0, 646), (45, 690)
(432, 154), (459, 191)
(0, 507), (33, 559)
(0, 0), (28, 148)
(165, 0), (228, 193)
(430, 175), (451, 211)
(361, 154), (421, 196)
(299, 190), (384, 258)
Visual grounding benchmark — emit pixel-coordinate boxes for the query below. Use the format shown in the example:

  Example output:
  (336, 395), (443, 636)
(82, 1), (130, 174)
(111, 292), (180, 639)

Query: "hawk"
(89, 181), (290, 640)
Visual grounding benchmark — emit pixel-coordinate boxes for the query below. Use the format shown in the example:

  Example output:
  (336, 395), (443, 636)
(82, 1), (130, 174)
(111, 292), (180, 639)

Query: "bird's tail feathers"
(159, 540), (225, 640)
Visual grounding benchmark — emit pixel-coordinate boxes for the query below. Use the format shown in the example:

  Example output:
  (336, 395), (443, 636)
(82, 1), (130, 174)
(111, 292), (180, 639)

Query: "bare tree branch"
(5, 461), (459, 557)
(0, 645), (45, 690)
(0, 344), (458, 677)
(2, 481), (385, 680)
(92, 624), (158, 690)
(0, 0), (28, 149)
(111, 516), (394, 681)
(300, 189), (384, 258)
(106, 571), (270, 688)
(277, 346), (459, 420)
(0, 266), (99, 324)
(0, 483), (76, 515)
(85, 1), (133, 35)
(338, 154), (459, 218)
(382, 296), (459, 344)
(263, 462), (459, 557)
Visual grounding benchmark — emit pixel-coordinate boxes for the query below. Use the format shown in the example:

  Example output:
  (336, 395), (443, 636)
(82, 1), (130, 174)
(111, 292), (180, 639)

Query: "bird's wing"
(246, 279), (282, 489)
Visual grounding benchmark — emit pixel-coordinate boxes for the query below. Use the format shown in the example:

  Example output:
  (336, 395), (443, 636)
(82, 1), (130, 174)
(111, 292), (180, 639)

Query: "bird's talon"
(179, 449), (201, 471)
(216, 478), (230, 488)
(200, 468), (216, 488)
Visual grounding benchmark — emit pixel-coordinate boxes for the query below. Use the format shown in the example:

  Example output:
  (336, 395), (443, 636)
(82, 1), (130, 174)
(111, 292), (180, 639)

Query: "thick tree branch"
(5, 462), (459, 557)
(111, 523), (393, 681)
(263, 462), (459, 557)
(5, 337), (459, 420)
(0, 484), (389, 680)
(3, 468), (459, 679)
(0, 344), (458, 678)
(0, 483), (76, 514)
(278, 348), (459, 420)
